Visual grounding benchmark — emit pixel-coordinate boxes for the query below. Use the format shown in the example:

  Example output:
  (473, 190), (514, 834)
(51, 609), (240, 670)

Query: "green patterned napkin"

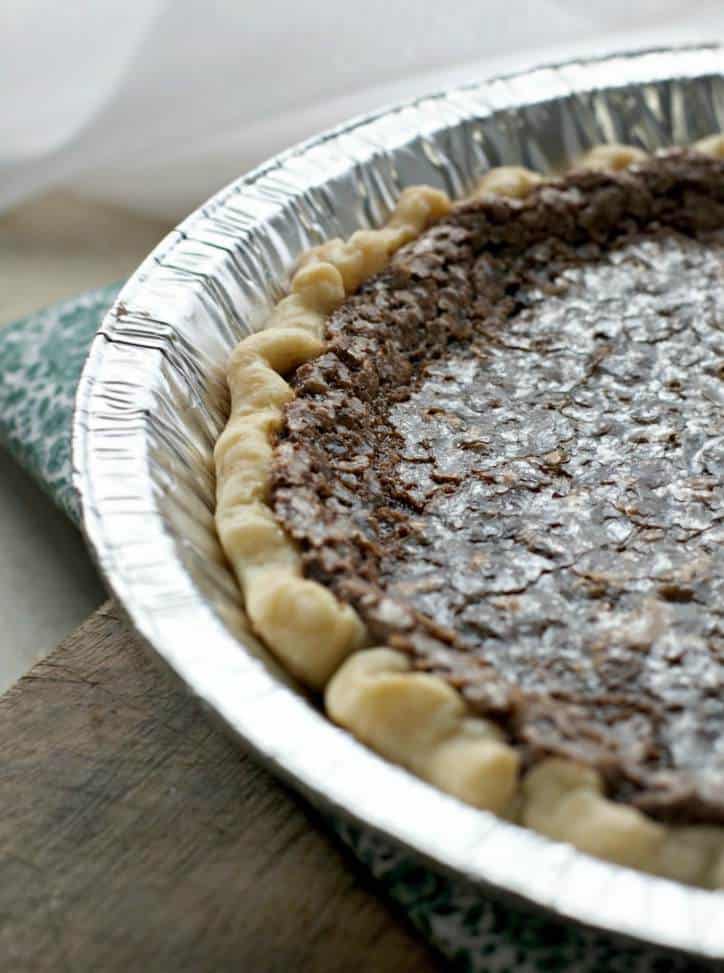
(0, 288), (705, 973)
(0, 284), (120, 522)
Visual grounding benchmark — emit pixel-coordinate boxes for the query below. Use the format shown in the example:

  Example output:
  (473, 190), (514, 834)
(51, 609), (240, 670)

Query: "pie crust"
(215, 134), (724, 888)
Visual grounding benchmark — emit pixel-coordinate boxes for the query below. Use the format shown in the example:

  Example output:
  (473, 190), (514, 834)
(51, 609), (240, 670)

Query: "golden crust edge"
(214, 142), (724, 886)
(215, 185), (452, 689)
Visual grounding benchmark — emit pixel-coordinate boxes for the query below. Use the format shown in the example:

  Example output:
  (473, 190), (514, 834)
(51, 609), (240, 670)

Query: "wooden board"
(0, 603), (440, 972)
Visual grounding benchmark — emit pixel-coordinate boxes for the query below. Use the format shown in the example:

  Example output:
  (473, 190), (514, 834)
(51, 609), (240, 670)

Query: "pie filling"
(271, 151), (724, 825)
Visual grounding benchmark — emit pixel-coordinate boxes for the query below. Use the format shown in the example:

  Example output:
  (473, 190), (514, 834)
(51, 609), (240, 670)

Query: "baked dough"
(327, 648), (519, 813)
(215, 139), (724, 885)
(215, 186), (450, 686)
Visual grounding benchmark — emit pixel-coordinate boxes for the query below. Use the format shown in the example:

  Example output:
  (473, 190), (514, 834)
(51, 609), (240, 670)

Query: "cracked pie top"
(215, 139), (724, 888)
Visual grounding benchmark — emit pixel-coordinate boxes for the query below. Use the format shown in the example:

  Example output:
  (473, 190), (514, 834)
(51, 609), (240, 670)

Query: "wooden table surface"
(0, 603), (441, 972)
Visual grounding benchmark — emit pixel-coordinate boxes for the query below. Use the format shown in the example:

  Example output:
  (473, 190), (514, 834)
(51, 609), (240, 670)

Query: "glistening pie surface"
(271, 151), (724, 825)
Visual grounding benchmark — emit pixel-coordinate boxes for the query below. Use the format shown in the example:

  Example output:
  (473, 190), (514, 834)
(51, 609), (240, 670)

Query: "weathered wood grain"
(0, 603), (440, 972)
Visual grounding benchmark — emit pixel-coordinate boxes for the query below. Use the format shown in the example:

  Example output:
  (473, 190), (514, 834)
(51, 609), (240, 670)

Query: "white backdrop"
(1, 1), (723, 220)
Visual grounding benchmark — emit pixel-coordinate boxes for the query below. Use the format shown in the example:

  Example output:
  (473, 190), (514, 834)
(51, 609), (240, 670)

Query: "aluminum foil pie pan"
(73, 45), (724, 960)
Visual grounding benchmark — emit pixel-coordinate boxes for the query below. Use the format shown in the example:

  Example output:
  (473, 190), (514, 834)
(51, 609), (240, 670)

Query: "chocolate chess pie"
(215, 137), (724, 887)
